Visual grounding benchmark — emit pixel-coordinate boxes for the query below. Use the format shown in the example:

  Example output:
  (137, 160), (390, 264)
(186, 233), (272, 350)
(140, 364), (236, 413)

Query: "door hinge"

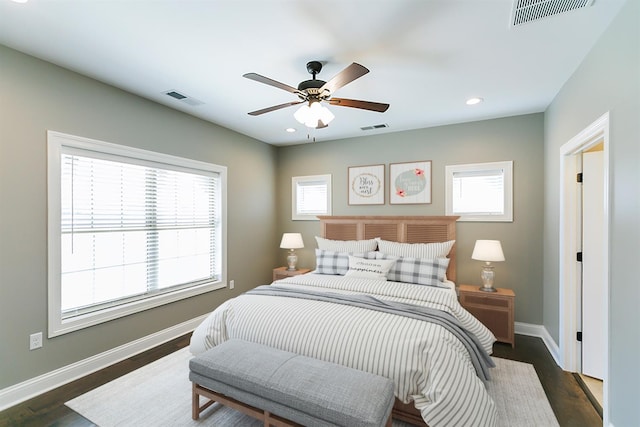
(577, 331), (583, 342)
(577, 252), (583, 262)
(577, 172), (583, 183)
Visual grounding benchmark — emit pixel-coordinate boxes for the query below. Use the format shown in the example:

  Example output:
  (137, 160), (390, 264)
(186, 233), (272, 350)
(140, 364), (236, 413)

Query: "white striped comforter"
(190, 274), (498, 426)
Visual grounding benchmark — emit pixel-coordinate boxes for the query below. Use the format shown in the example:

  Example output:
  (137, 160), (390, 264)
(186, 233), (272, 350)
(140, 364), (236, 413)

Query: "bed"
(190, 216), (498, 426)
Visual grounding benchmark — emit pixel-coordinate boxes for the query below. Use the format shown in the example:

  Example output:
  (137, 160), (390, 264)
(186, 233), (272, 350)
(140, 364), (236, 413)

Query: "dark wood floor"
(0, 334), (601, 427)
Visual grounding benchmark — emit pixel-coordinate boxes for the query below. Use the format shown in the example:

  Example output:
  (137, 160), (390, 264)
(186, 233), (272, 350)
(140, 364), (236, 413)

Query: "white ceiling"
(0, 0), (625, 146)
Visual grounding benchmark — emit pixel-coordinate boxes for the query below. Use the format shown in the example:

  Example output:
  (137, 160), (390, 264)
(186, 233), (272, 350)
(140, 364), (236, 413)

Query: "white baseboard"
(515, 321), (561, 366)
(0, 314), (208, 412)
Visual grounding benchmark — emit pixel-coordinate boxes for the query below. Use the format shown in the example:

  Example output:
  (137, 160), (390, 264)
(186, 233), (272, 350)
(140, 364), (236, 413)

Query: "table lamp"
(471, 240), (505, 292)
(280, 233), (304, 271)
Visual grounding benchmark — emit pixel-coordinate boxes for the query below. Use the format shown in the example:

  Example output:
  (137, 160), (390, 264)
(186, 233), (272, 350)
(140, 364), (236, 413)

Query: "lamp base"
(286, 250), (298, 271)
(479, 263), (497, 292)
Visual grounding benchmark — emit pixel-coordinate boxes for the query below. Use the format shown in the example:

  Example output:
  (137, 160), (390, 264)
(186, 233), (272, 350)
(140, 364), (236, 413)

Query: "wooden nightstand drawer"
(461, 294), (510, 308)
(273, 267), (311, 282)
(458, 284), (515, 347)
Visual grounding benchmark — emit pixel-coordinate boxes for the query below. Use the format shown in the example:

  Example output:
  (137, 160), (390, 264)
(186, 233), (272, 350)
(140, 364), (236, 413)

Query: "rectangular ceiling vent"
(164, 90), (204, 107)
(511, 0), (594, 27)
(360, 123), (389, 131)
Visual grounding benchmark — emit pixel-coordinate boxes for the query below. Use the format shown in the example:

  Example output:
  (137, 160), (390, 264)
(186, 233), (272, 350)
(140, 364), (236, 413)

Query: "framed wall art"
(389, 161), (432, 204)
(348, 164), (385, 205)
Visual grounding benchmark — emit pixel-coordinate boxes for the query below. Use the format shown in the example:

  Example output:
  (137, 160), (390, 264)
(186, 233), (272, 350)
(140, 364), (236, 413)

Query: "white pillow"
(315, 236), (378, 252)
(344, 256), (396, 280)
(375, 238), (455, 258)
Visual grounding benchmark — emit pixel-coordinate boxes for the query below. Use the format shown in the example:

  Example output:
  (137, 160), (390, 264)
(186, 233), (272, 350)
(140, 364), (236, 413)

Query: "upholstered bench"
(189, 339), (395, 427)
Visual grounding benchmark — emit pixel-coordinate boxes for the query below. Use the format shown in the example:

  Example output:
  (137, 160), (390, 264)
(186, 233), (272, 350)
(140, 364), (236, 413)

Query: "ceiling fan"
(243, 61), (389, 129)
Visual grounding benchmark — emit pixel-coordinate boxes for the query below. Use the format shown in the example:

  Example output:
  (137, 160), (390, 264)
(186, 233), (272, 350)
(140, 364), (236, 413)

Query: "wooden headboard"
(318, 215), (460, 282)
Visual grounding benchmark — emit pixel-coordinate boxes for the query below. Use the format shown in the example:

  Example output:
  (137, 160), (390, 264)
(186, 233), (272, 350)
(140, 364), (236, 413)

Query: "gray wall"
(277, 113), (544, 325)
(543, 0), (639, 424)
(0, 45), (279, 389)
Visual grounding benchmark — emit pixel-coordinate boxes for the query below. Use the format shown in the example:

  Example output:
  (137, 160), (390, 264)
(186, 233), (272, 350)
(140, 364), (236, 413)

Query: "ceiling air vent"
(163, 90), (204, 106)
(360, 123), (389, 131)
(511, 0), (594, 27)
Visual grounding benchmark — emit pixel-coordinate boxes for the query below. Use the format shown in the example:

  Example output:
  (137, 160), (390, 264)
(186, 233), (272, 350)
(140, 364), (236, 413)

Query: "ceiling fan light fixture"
(293, 104), (310, 123)
(294, 101), (334, 128)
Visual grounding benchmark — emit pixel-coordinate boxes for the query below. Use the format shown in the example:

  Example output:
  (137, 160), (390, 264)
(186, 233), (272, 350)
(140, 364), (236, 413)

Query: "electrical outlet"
(30, 332), (43, 350)
(229, 280), (235, 289)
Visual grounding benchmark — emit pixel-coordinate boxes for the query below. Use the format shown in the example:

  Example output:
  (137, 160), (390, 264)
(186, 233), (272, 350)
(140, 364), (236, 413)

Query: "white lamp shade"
(471, 240), (505, 262)
(280, 233), (304, 249)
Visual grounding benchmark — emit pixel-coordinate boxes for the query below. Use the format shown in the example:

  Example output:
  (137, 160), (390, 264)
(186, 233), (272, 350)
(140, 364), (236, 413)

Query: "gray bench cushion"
(189, 340), (395, 427)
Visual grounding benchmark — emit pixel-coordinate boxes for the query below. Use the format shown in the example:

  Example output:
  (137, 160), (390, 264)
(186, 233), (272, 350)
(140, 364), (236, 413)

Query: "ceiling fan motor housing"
(298, 61), (328, 98)
(298, 79), (326, 92)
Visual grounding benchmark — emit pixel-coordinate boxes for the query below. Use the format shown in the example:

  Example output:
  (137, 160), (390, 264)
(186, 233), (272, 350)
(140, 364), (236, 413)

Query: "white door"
(581, 149), (605, 380)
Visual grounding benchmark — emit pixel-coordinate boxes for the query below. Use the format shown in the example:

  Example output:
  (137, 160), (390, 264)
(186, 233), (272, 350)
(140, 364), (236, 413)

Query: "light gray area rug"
(66, 347), (559, 427)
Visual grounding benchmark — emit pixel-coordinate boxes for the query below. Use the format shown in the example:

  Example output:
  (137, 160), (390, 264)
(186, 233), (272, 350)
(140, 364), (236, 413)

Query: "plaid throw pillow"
(315, 249), (377, 275)
(376, 253), (450, 287)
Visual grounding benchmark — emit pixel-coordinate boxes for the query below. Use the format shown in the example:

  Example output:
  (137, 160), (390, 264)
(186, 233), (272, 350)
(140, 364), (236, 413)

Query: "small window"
(292, 174), (332, 220)
(445, 161), (513, 222)
(47, 131), (227, 336)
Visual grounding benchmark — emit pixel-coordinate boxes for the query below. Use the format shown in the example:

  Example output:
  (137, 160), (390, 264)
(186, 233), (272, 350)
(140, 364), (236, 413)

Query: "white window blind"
(452, 169), (505, 215)
(296, 180), (328, 215)
(445, 161), (513, 222)
(292, 175), (332, 220)
(48, 131), (226, 336)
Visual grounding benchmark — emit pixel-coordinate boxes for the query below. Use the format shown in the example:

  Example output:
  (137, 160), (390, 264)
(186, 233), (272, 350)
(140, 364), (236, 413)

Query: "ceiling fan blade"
(243, 73), (302, 95)
(248, 101), (304, 116)
(320, 63), (369, 95)
(329, 98), (390, 112)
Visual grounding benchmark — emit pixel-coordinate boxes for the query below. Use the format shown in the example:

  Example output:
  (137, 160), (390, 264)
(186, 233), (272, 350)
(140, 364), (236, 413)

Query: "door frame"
(558, 111), (609, 422)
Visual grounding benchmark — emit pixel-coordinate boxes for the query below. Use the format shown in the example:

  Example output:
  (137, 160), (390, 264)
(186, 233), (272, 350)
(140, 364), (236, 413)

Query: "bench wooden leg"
(192, 382), (217, 420)
(192, 382), (199, 420)
(191, 381), (301, 426)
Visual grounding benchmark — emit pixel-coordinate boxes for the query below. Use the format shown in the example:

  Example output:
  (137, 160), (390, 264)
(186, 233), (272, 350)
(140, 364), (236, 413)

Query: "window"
(47, 131), (227, 337)
(292, 174), (332, 220)
(445, 161), (513, 222)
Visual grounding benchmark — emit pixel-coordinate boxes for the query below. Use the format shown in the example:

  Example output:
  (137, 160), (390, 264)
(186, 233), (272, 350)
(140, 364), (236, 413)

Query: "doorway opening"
(558, 112), (609, 424)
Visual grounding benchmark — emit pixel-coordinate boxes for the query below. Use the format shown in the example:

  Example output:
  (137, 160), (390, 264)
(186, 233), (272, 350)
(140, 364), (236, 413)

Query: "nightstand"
(458, 284), (515, 347)
(272, 267), (311, 282)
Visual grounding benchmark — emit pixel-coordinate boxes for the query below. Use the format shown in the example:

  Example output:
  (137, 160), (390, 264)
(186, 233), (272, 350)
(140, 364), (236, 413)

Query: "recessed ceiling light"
(10, 0), (29, 3)
(285, 128), (296, 133)
(466, 97), (484, 106)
